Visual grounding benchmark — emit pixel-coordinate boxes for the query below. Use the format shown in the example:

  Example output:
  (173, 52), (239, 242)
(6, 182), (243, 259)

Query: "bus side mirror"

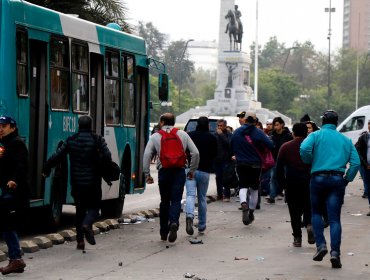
(158, 73), (169, 102)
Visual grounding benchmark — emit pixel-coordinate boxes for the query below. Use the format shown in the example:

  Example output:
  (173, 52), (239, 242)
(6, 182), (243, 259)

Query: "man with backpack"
(143, 113), (199, 243)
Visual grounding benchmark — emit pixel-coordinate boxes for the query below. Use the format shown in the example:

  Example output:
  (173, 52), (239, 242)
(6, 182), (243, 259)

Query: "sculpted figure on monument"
(226, 62), (238, 88)
(225, 5), (243, 51)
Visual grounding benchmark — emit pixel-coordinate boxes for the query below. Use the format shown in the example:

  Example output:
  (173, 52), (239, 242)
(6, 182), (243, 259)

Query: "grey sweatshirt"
(143, 126), (199, 176)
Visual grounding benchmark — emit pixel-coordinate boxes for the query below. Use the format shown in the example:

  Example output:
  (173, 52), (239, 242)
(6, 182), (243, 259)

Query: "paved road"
(6, 173), (370, 280)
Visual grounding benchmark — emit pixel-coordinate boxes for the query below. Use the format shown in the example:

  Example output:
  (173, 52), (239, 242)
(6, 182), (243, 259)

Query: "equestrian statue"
(225, 5), (243, 51)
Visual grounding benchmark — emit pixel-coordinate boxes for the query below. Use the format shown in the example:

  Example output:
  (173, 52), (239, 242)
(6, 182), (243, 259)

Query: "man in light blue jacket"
(300, 110), (360, 269)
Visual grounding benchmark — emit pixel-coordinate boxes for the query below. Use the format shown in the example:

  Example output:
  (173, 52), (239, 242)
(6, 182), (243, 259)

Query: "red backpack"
(158, 128), (187, 168)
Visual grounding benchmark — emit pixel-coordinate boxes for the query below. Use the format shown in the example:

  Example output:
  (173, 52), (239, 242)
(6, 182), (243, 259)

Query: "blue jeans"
(75, 200), (99, 242)
(185, 170), (210, 231)
(158, 168), (186, 236)
(3, 231), (22, 260)
(359, 165), (369, 196)
(269, 166), (279, 199)
(310, 174), (346, 255)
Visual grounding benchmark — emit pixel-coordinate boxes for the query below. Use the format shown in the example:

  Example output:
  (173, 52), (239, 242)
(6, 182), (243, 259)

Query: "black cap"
(321, 110), (338, 125)
(0, 115), (16, 125)
(237, 111), (246, 118)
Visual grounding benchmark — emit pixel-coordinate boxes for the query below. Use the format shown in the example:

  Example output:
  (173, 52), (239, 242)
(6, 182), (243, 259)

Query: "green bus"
(0, 0), (169, 229)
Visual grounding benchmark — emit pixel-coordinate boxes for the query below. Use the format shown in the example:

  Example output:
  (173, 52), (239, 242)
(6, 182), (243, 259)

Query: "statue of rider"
(225, 5), (243, 35)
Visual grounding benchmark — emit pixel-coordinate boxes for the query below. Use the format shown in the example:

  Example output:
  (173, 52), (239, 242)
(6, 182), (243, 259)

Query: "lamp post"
(178, 39), (194, 109)
(325, 0), (335, 108)
(283, 46), (298, 72)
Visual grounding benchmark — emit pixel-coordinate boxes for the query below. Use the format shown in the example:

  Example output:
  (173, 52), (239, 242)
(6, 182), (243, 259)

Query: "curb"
(0, 197), (218, 260)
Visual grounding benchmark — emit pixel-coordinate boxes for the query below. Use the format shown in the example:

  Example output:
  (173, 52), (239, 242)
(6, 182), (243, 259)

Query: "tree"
(137, 21), (167, 60)
(27, 0), (132, 32)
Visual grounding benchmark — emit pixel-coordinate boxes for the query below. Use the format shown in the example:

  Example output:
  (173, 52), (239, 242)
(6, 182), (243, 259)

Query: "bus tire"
(43, 158), (67, 231)
(100, 173), (126, 218)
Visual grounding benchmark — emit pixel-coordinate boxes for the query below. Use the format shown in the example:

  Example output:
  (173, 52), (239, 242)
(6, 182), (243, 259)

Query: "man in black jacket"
(43, 116), (112, 250)
(355, 120), (370, 215)
(185, 117), (217, 235)
(0, 115), (28, 275)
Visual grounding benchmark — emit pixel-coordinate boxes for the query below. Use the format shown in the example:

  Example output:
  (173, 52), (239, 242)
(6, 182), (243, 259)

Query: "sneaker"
(0, 259), (26, 275)
(367, 211), (370, 217)
(307, 224), (315, 244)
(362, 194), (368, 199)
(186, 217), (194, 235)
(76, 240), (85, 250)
(241, 203), (250, 225)
(265, 197), (275, 204)
(198, 227), (206, 234)
(248, 210), (255, 224)
(313, 245), (328, 261)
(276, 194), (284, 200)
(168, 223), (178, 243)
(330, 252), (342, 268)
(293, 237), (302, 247)
(82, 224), (96, 245)
(223, 197), (230, 202)
(256, 204), (261, 210)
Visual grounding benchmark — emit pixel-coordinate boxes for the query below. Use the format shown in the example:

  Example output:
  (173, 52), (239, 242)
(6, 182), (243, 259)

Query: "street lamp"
(325, 0), (335, 108)
(178, 39), (194, 109)
(283, 46), (298, 72)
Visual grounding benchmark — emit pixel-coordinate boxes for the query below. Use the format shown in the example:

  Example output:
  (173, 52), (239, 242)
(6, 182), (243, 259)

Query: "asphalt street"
(1, 171), (370, 280)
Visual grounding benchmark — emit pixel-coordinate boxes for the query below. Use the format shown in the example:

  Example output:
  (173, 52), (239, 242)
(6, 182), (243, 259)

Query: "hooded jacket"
(231, 124), (274, 166)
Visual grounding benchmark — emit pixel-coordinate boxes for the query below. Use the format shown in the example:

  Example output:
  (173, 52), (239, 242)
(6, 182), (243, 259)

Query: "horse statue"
(225, 9), (243, 51)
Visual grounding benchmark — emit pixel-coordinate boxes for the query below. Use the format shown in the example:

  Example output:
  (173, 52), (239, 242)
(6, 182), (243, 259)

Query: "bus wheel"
(43, 163), (66, 231)
(101, 173), (126, 218)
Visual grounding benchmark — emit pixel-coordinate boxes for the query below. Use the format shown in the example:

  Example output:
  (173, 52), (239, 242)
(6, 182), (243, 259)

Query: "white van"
(337, 105), (370, 144)
(184, 116), (241, 134)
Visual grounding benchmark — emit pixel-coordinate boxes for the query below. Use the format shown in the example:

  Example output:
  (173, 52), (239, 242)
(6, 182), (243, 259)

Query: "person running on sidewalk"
(43, 116), (112, 250)
(276, 123), (314, 247)
(231, 112), (273, 225)
(266, 117), (293, 204)
(0, 115), (29, 275)
(143, 113), (199, 243)
(185, 117), (217, 235)
(300, 110), (360, 269)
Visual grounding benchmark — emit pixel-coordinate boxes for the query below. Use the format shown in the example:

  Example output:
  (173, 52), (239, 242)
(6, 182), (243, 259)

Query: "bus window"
(105, 51), (121, 125)
(16, 29), (28, 96)
(50, 38), (69, 110)
(71, 42), (89, 112)
(122, 54), (135, 125)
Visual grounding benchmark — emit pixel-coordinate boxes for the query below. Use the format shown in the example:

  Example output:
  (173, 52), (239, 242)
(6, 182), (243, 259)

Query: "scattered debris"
(256, 256), (265, 261)
(347, 252), (354, 256)
(234, 257), (248, 260)
(184, 272), (195, 278)
(189, 238), (203, 244)
(350, 213), (362, 216)
(118, 262), (123, 266)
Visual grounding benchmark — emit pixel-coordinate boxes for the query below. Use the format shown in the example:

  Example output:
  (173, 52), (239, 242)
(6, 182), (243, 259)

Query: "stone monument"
(176, 0), (291, 126)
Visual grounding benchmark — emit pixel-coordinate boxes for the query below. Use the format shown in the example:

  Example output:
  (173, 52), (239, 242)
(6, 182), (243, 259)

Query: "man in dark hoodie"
(185, 117), (217, 235)
(231, 112), (274, 225)
(266, 117), (293, 204)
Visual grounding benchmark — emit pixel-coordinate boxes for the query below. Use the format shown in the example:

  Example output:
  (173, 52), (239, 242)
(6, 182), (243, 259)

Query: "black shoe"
(265, 197), (275, 204)
(76, 240), (85, 250)
(248, 210), (255, 224)
(256, 204), (261, 210)
(330, 254), (342, 268)
(160, 233), (168, 241)
(313, 245), (328, 261)
(293, 237), (302, 247)
(242, 203), (250, 225)
(307, 225), (315, 244)
(82, 225), (96, 245)
(168, 223), (178, 243)
(362, 193), (368, 199)
(186, 217), (194, 235)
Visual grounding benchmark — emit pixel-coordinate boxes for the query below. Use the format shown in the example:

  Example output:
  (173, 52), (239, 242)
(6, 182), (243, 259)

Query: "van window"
(339, 116), (365, 132)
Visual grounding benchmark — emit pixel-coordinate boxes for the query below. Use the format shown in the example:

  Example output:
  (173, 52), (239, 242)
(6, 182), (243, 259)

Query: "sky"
(124, 0), (344, 53)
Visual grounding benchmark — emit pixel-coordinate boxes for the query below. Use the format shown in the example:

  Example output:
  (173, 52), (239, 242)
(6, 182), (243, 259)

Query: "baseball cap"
(236, 111), (246, 118)
(0, 115), (16, 125)
(244, 112), (257, 123)
(320, 110), (338, 123)
(266, 119), (273, 125)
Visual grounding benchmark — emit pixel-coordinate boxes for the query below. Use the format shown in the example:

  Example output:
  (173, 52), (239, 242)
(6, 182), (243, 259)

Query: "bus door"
(29, 40), (48, 198)
(90, 53), (104, 135)
(135, 66), (149, 189)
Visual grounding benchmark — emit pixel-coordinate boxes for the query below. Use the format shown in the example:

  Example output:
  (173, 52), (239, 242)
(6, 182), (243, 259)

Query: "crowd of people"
(143, 110), (362, 270)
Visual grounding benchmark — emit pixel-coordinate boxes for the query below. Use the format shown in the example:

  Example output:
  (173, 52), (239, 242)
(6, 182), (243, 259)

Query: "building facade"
(343, 0), (370, 52)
